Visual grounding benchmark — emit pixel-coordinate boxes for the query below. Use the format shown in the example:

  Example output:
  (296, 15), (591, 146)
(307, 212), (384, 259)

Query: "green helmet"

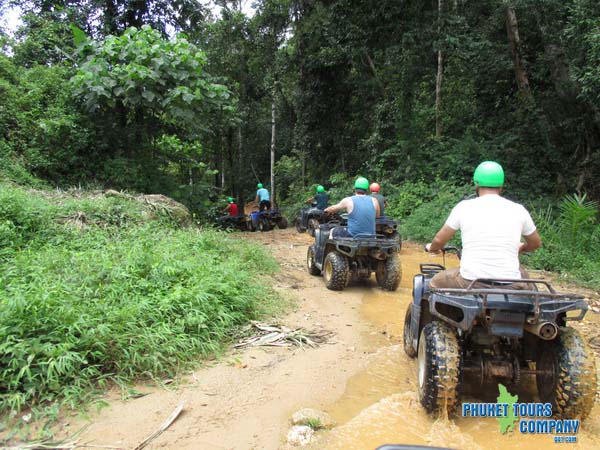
(354, 177), (369, 190)
(316, 185), (325, 193)
(227, 197), (234, 203)
(473, 161), (504, 187)
(257, 183), (263, 189)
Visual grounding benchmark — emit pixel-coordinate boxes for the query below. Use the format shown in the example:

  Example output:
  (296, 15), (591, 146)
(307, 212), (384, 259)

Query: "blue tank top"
(348, 195), (376, 236)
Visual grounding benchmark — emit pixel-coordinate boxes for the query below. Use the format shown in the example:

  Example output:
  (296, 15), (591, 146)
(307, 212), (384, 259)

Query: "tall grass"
(527, 193), (600, 287)
(0, 183), (280, 426)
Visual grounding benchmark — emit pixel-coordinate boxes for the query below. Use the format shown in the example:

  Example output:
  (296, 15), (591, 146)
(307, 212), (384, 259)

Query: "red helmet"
(369, 182), (380, 193)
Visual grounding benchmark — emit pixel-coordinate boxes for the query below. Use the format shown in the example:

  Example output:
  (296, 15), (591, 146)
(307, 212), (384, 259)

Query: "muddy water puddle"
(317, 246), (600, 450)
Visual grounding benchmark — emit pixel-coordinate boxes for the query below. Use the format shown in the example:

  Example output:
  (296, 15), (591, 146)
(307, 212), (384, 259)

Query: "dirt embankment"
(35, 229), (600, 449)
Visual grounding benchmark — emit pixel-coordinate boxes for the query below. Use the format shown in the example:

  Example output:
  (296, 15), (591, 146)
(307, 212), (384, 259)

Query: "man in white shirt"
(425, 161), (542, 289)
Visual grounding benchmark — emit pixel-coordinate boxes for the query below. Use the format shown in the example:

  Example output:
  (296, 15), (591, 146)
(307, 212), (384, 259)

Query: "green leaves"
(71, 25), (233, 126)
(70, 24), (87, 48)
(0, 184), (279, 421)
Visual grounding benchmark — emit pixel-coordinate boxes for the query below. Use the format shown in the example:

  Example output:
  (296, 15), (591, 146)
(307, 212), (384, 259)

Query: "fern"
(558, 193), (598, 247)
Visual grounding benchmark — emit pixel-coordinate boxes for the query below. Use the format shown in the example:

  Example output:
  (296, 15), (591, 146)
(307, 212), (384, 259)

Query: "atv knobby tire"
(403, 306), (417, 358)
(418, 321), (462, 415)
(307, 245), (321, 276)
(375, 254), (402, 291)
(295, 218), (304, 233)
(277, 217), (288, 229)
(258, 218), (271, 232)
(323, 251), (349, 291)
(536, 327), (597, 419)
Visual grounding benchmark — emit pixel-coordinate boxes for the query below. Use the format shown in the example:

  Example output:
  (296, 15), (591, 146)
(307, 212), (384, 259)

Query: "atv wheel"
(258, 218), (271, 232)
(418, 321), (462, 415)
(295, 218), (305, 233)
(536, 328), (597, 419)
(375, 254), (402, 291)
(323, 251), (349, 291)
(248, 220), (257, 232)
(403, 306), (417, 358)
(308, 218), (320, 237)
(277, 217), (288, 229)
(307, 245), (321, 276)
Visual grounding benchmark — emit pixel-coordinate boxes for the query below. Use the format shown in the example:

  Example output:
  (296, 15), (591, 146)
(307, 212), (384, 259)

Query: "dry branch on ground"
(234, 322), (334, 349)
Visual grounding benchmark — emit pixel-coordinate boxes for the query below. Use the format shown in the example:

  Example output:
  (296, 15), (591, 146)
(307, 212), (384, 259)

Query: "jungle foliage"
(2, 0), (599, 202)
(0, 0), (599, 431)
(0, 182), (280, 430)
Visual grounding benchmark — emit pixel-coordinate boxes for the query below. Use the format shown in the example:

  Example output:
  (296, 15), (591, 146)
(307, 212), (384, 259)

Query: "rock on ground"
(291, 408), (336, 429)
(286, 425), (314, 446)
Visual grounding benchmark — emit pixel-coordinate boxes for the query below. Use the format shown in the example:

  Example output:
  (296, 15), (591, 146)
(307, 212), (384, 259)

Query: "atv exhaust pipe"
(524, 321), (558, 340)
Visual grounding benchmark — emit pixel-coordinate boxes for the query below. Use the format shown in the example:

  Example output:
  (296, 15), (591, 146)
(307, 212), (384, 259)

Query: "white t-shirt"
(445, 195), (536, 280)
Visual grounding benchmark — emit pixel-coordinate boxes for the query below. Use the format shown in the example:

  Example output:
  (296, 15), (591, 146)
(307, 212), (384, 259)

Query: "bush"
(0, 185), (280, 421)
(0, 183), (55, 249)
(389, 180), (471, 243)
(527, 194), (600, 287)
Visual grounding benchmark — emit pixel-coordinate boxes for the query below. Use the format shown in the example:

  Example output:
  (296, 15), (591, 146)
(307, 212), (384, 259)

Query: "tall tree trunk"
(505, 6), (531, 97)
(237, 125), (243, 209)
(532, 8), (600, 193)
(302, 152), (306, 187)
(435, 0), (445, 137)
(220, 136), (226, 189)
(270, 88), (276, 206)
(435, 50), (443, 137)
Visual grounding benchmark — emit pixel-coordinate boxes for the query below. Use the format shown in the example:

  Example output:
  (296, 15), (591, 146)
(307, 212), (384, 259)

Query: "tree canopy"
(0, 0), (599, 207)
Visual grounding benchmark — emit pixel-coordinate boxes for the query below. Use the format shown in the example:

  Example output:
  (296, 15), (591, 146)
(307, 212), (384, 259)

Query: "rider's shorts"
(430, 267), (532, 290)
(331, 226), (352, 238)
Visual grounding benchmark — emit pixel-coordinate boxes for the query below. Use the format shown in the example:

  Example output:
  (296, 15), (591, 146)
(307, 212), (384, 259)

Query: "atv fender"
(409, 274), (427, 354)
(313, 228), (329, 270)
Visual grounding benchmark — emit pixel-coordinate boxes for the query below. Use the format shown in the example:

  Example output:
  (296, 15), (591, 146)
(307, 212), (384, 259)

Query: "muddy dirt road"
(50, 228), (600, 449)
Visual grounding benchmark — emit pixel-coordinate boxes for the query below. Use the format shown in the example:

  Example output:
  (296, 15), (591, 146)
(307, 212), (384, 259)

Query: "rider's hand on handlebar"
(425, 243), (441, 254)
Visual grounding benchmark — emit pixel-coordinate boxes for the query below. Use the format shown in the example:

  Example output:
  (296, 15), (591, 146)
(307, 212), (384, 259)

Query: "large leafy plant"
(71, 25), (233, 127)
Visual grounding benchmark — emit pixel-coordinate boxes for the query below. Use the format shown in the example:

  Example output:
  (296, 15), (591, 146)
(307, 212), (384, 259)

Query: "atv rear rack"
(430, 279), (588, 331)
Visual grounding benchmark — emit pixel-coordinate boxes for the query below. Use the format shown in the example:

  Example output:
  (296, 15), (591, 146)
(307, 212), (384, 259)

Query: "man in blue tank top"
(324, 177), (380, 238)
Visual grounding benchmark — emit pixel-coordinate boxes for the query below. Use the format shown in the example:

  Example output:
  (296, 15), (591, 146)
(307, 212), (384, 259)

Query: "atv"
(217, 215), (250, 231)
(295, 203), (341, 236)
(306, 222), (402, 291)
(403, 247), (597, 419)
(248, 209), (288, 232)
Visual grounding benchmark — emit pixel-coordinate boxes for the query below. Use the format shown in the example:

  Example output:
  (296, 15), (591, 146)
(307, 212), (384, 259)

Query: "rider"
(369, 182), (388, 217)
(305, 185), (329, 210)
(255, 183), (271, 211)
(425, 161), (542, 289)
(218, 197), (239, 227)
(325, 177), (380, 238)
(301, 185), (329, 228)
(224, 197), (239, 216)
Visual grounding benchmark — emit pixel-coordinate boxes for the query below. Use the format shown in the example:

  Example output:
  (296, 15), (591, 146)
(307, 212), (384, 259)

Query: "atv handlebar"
(424, 245), (462, 259)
